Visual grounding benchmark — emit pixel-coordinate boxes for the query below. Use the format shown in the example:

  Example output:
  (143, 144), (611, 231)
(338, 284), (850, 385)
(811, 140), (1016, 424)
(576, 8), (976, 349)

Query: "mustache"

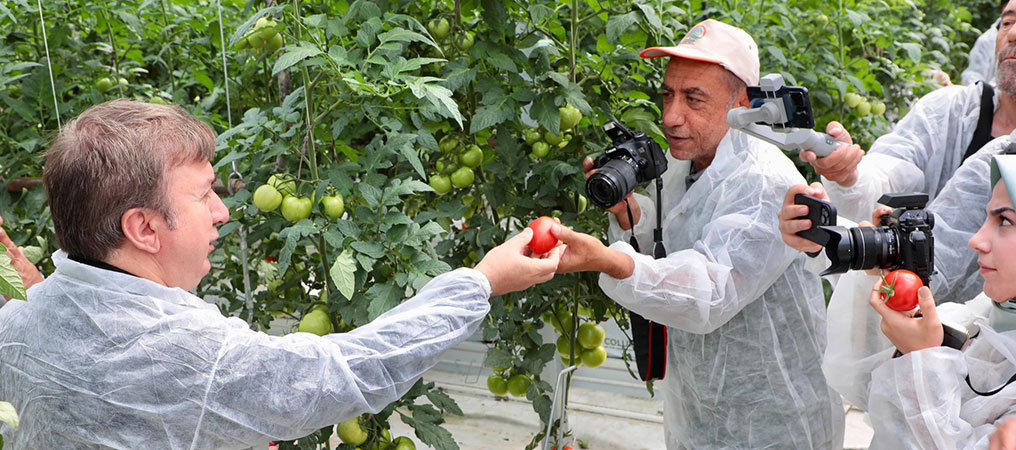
(1000, 44), (1016, 61)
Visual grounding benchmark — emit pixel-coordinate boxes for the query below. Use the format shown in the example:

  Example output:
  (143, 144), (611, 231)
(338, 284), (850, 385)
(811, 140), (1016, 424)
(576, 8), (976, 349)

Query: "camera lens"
(586, 158), (638, 209)
(846, 226), (898, 270)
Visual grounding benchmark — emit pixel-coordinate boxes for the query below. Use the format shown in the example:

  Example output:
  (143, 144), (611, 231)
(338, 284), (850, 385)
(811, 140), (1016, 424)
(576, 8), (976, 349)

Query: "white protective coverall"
(866, 294), (1016, 449)
(600, 129), (844, 449)
(0, 251), (491, 449)
(824, 82), (996, 224)
(822, 136), (1008, 409)
(961, 19), (999, 86)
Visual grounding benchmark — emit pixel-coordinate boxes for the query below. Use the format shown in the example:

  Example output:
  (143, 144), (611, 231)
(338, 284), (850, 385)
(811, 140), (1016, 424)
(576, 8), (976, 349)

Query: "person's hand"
(798, 121), (863, 187)
(777, 182), (829, 253)
(550, 223), (634, 279)
(0, 216), (44, 289)
(870, 285), (943, 354)
(990, 416), (1016, 450)
(474, 227), (562, 297)
(583, 157), (640, 230)
(931, 69), (953, 87)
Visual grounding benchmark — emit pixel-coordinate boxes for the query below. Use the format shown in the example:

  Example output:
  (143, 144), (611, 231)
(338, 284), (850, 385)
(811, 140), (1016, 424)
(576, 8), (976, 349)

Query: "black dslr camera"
(797, 193), (935, 284)
(585, 121), (668, 209)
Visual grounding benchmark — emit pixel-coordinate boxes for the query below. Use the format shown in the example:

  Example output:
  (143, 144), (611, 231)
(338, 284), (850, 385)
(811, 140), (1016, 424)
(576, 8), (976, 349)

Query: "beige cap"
(640, 19), (760, 87)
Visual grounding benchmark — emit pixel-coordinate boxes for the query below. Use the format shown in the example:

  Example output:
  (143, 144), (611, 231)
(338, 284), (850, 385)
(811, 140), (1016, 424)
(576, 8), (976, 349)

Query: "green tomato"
(556, 335), (573, 356)
(543, 131), (563, 146)
(322, 195), (344, 219)
(393, 436), (416, 450)
(871, 101), (887, 116)
(844, 93), (861, 108)
(531, 142), (550, 159)
(555, 309), (574, 333)
(560, 104), (583, 131)
(427, 18), (450, 40)
(148, 96), (169, 105)
(455, 31), (475, 51)
(253, 184), (283, 212)
(337, 418), (369, 446)
(235, 36), (250, 51)
(459, 145), (483, 168)
(267, 174), (296, 196)
(577, 322), (606, 349)
(246, 33), (264, 49)
(280, 196), (312, 222)
(506, 375), (530, 397)
(577, 194), (588, 213)
(855, 100), (871, 116)
(296, 309), (334, 336)
(254, 16), (271, 29)
(450, 167), (474, 188)
(487, 373), (509, 395)
(95, 77), (114, 93)
(264, 33), (283, 53)
(580, 346), (607, 368)
(118, 77), (128, 86)
(524, 129), (543, 146)
(429, 174), (452, 194)
(439, 136), (458, 153)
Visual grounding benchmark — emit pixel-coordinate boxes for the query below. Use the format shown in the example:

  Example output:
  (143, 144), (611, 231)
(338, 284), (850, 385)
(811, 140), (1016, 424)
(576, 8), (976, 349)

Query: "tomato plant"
(877, 269), (924, 312)
(527, 216), (558, 254)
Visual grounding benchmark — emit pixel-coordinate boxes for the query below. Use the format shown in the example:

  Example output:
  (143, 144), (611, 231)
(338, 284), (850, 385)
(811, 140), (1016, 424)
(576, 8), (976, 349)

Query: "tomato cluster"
(843, 92), (886, 117)
(549, 309), (608, 369)
(337, 416), (416, 449)
(428, 136), (484, 196)
(234, 16), (284, 55)
(252, 174), (345, 222)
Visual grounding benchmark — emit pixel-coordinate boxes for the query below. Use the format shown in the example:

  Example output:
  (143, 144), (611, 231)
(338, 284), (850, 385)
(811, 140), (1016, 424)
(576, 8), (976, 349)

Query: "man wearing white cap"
(552, 19), (844, 449)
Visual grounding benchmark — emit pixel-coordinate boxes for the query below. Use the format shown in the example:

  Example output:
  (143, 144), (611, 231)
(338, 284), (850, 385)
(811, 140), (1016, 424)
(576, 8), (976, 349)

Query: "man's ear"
(121, 207), (162, 255)
(736, 89), (750, 108)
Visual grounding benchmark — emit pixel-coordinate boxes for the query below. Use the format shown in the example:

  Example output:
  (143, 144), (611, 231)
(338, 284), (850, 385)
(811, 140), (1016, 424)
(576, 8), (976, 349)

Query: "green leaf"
(606, 11), (640, 43)
(403, 417), (457, 450)
(896, 42), (922, 64)
(596, 33), (612, 54)
(530, 95), (560, 136)
(469, 98), (515, 134)
(277, 221), (318, 274)
(636, 4), (662, 30)
(366, 282), (403, 320)
(358, 183), (383, 208)
(378, 28), (438, 49)
(485, 50), (518, 73)
(272, 42), (324, 76)
(0, 401), (18, 430)
(329, 250), (357, 300)
(409, 79), (464, 128)
(351, 241), (385, 259)
(0, 254), (26, 301)
(528, 4), (553, 25)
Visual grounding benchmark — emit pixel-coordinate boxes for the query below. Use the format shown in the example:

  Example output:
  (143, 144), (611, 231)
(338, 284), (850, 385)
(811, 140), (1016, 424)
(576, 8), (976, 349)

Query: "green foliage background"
(0, 0), (998, 448)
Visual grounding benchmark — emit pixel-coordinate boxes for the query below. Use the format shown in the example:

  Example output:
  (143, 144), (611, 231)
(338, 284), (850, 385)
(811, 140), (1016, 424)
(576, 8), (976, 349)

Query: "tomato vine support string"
(35, 0), (61, 131)
(542, 364), (578, 450)
(215, 0), (255, 328)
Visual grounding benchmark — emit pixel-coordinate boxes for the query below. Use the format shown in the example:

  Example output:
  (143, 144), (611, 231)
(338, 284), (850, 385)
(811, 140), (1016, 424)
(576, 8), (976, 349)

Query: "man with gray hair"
(551, 19), (844, 449)
(0, 99), (562, 448)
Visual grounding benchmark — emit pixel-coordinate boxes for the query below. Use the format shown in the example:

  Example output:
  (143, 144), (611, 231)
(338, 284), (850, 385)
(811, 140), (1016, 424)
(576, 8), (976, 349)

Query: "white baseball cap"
(640, 19), (760, 87)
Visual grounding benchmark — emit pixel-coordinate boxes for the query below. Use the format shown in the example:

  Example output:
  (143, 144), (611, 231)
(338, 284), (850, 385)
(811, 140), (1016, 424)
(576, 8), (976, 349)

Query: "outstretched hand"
(550, 224), (633, 279)
(474, 227), (562, 297)
(0, 216), (44, 290)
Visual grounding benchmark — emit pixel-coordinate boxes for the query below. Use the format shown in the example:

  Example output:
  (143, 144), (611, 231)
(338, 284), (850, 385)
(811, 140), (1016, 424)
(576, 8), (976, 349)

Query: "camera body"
(585, 121), (668, 209)
(799, 193), (935, 284)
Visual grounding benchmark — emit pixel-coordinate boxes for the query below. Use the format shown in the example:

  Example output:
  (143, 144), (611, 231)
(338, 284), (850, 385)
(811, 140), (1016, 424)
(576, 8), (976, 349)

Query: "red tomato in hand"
(877, 269), (923, 311)
(527, 216), (559, 254)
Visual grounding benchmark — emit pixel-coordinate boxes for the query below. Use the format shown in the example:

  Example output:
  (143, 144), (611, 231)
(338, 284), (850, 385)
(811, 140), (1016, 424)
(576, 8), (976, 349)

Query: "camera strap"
(963, 81), (994, 162)
(624, 180), (668, 382)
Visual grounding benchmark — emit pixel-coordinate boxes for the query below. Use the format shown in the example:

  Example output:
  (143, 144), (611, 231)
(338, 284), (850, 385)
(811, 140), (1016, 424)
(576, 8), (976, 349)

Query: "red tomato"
(877, 269), (923, 311)
(527, 216), (559, 254)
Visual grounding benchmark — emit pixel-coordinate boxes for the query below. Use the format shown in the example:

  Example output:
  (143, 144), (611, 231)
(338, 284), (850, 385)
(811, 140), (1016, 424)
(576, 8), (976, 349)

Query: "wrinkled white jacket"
(0, 251), (490, 449)
(601, 129), (844, 449)
(825, 82), (995, 224)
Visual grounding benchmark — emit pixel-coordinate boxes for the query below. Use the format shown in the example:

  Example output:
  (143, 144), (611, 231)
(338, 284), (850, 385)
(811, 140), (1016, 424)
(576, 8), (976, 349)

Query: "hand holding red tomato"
(869, 283), (943, 354)
(474, 227), (564, 297)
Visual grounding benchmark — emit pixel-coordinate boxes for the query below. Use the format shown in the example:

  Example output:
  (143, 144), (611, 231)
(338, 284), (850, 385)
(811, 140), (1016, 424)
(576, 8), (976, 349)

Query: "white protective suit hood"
(600, 129), (844, 449)
(0, 251), (491, 448)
